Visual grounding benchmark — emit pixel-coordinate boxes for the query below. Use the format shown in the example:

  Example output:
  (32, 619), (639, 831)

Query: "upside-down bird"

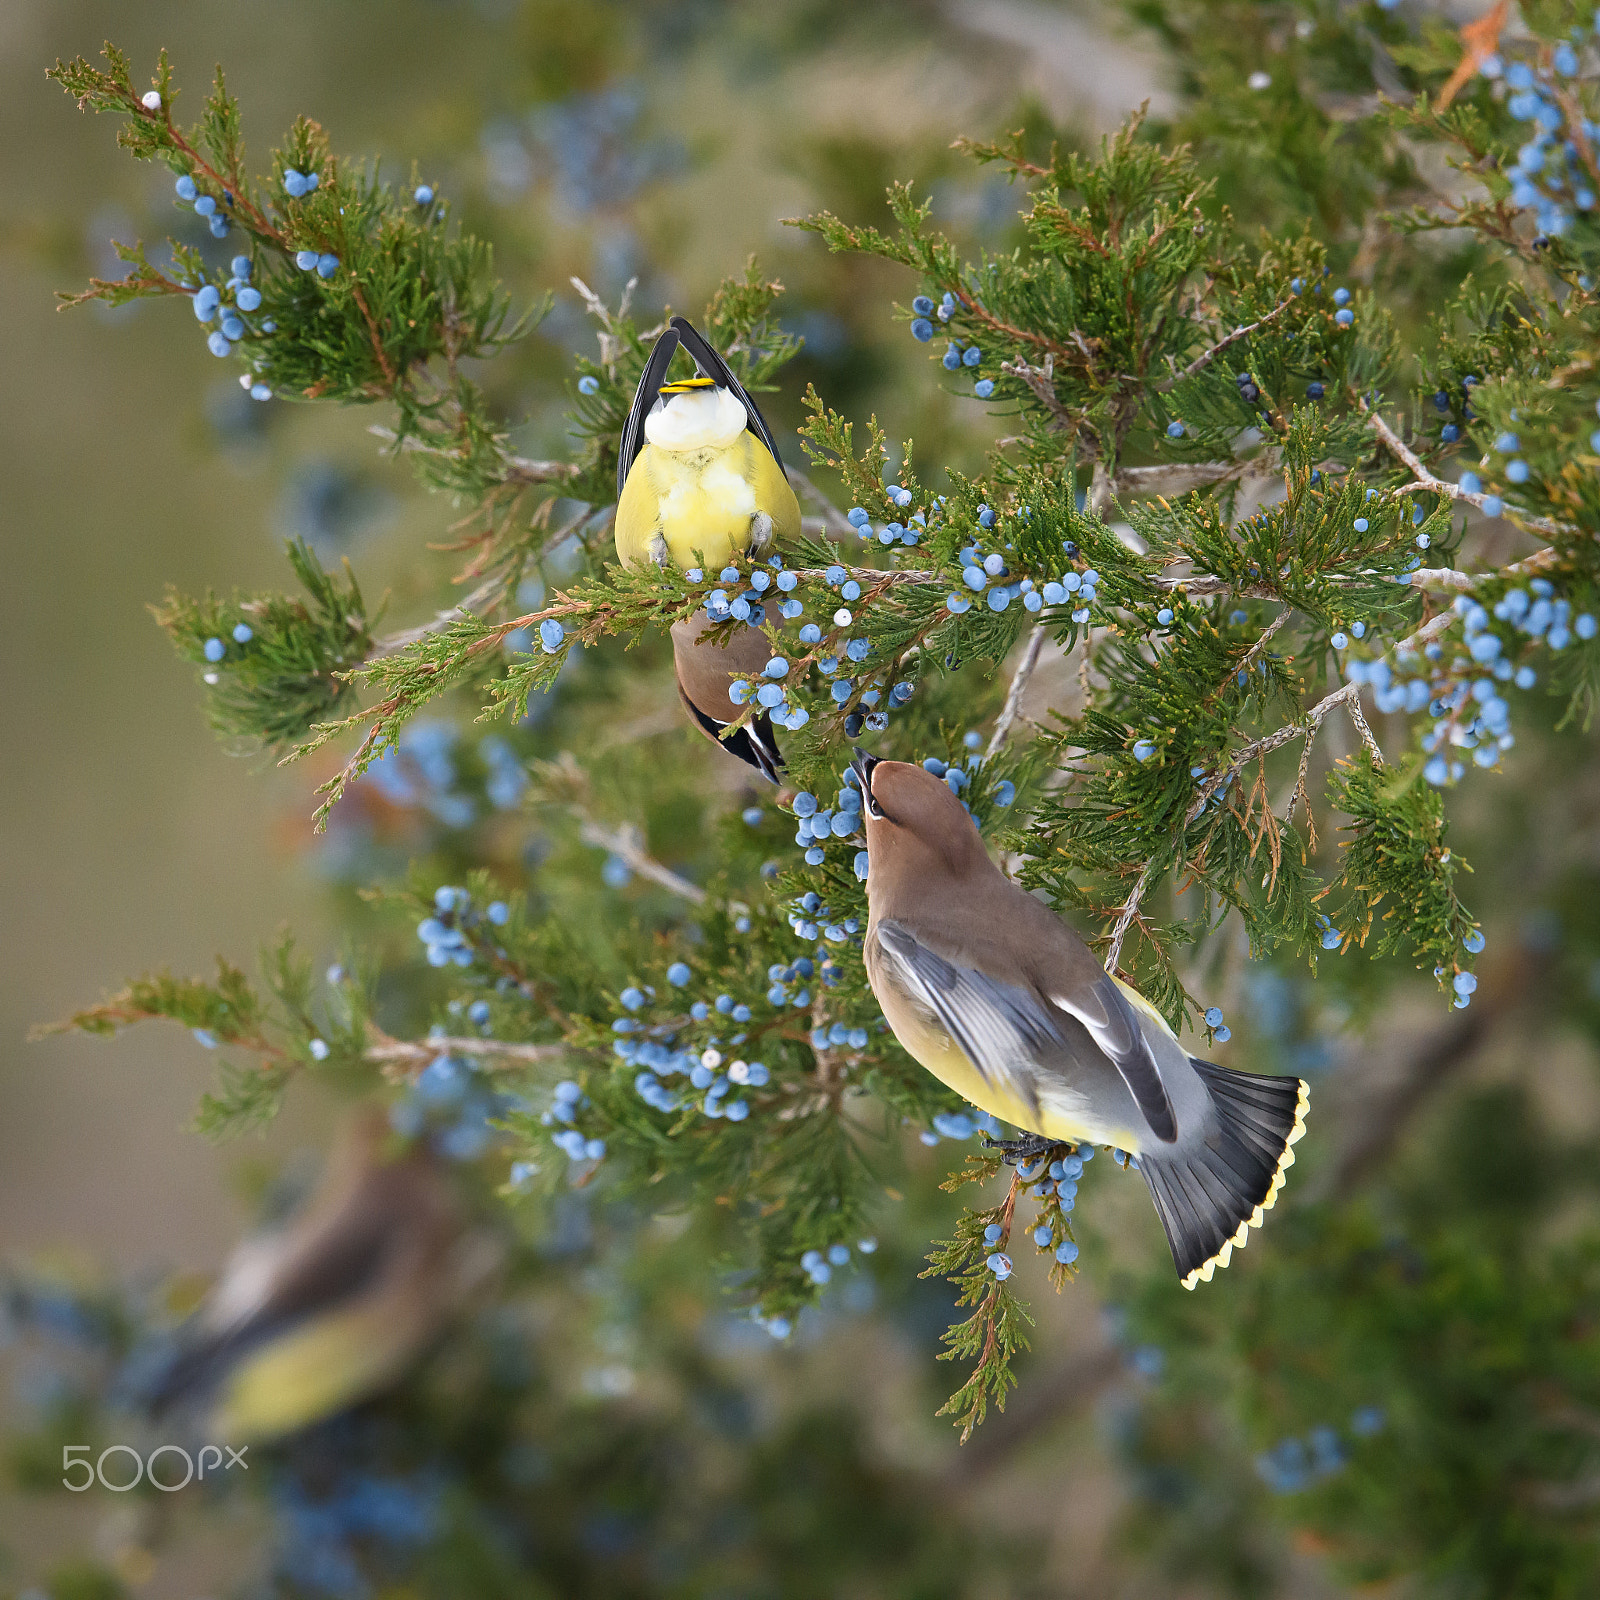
(852, 754), (1307, 1289)
(616, 316), (799, 779)
(144, 1112), (463, 1441)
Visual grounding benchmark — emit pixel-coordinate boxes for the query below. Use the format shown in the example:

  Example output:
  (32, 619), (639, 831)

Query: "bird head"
(645, 376), (750, 452)
(851, 752), (990, 884)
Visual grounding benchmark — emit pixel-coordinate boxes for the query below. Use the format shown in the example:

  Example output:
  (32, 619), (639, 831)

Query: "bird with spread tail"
(142, 1112), (466, 1441)
(851, 753), (1308, 1289)
(615, 315), (799, 780)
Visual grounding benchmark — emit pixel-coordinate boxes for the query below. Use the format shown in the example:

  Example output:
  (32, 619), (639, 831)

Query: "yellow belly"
(873, 966), (1141, 1148)
(214, 1302), (420, 1443)
(615, 435), (800, 573)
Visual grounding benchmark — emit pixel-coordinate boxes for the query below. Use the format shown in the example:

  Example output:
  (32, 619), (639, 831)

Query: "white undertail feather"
(644, 386), (748, 451)
(1180, 1077), (1310, 1291)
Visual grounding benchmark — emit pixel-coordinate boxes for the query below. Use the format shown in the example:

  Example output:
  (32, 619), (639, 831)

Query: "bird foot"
(982, 1133), (1057, 1166)
(648, 533), (669, 567)
(747, 510), (774, 556)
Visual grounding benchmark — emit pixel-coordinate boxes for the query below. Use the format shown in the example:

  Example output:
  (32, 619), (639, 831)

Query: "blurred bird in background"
(617, 316), (798, 779)
(852, 754), (1308, 1289)
(142, 1111), (465, 1442)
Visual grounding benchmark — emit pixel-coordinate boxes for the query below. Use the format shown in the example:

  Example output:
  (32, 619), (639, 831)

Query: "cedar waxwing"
(615, 315), (800, 573)
(851, 754), (1308, 1290)
(617, 316), (798, 780)
(146, 1112), (462, 1441)
(670, 616), (783, 781)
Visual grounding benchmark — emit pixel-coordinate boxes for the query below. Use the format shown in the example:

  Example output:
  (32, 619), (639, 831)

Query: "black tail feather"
(1139, 1061), (1308, 1289)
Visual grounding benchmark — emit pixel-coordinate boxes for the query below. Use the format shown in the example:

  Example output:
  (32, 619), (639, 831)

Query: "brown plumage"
(671, 617), (783, 782)
(853, 753), (1307, 1289)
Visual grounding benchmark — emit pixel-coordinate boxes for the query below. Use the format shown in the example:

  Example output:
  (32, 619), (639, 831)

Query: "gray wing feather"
(877, 920), (1180, 1143)
(1051, 976), (1178, 1142)
(874, 920), (1063, 1115)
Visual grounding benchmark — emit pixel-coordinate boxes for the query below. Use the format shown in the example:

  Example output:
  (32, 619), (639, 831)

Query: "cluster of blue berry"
(799, 1238), (872, 1286)
(1480, 46), (1599, 237)
(748, 1236), (879, 1338)
(949, 515), (1096, 623)
(538, 1078), (609, 1162)
(197, 616), (256, 679)
(1345, 582), (1595, 790)
(926, 1108), (1002, 1144)
(274, 1469), (440, 1596)
(983, 1147), (1093, 1278)
(281, 166), (323, 199)
(173, 170), (234, 238)
(182, 243), (275, 384)
(845, 502), (923, 547)
(1459, 406), (1600, 510)
(606, 973), (783, 1127)
(1254, 1406), (1385, 1495)
(790, 780), (865, 867)
(365, 723), (535, 830)
(391, 1042), (518, 1163)
(293, 247), (341, 278)
(414, 883), (511, 968)
(701, 557), (801, 626)
(910, 292), (995, 397)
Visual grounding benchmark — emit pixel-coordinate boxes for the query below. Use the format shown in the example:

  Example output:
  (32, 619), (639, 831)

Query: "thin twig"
(1104, 860), (1158, 975)
(999, 354), (1077, 435)
(1112, 461), (1256, 495)
(577, 819), (707, 904)
(1156, 292), (1300, 391)
(986, 628), (1046, 757)
(1205, 607), (1289, 706)
(1186, 680), (1375, 829)
(368, 424), (581, 485)
(1366, 408), (1573, 540)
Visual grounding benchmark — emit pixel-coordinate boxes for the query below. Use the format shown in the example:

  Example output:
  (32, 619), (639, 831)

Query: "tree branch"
(1156, 291), (1300, 391)
(577, 818), (707, 904)
(364, 1031), (570, 1080)
(985, 627), (1046, 757)
(1104, 860), (1158, 975)
(1366, 407), (1574, 540)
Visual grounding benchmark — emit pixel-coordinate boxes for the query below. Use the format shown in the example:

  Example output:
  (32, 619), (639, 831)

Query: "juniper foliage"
(48, 0), (1600, 1454)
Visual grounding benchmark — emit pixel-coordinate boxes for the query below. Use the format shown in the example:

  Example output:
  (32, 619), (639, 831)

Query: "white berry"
(141, 90), (162, 110)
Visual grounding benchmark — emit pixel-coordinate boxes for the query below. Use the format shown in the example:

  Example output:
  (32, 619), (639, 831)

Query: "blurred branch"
(577, 818), (707, 904)
(787, 465), (854, 538)
(368, 423), (581, 486)
(1309, 948), (1539, 1200)
(365, 1030), (570, 1080)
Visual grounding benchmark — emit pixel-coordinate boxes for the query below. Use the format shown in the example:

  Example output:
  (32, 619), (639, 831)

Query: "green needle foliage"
(47, 0), (1600, 1469)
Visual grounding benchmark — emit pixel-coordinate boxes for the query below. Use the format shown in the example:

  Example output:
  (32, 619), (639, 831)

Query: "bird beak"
(850, 747), (879, 806)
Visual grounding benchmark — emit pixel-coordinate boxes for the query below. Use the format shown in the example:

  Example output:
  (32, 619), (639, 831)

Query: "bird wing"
(873, 919), (1062, 1115)
(875, 917), (1179, 1143)
(617, 324), (683, 500)
(1047, 974), (1177, 1143)
(670, 316), (786, 471)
